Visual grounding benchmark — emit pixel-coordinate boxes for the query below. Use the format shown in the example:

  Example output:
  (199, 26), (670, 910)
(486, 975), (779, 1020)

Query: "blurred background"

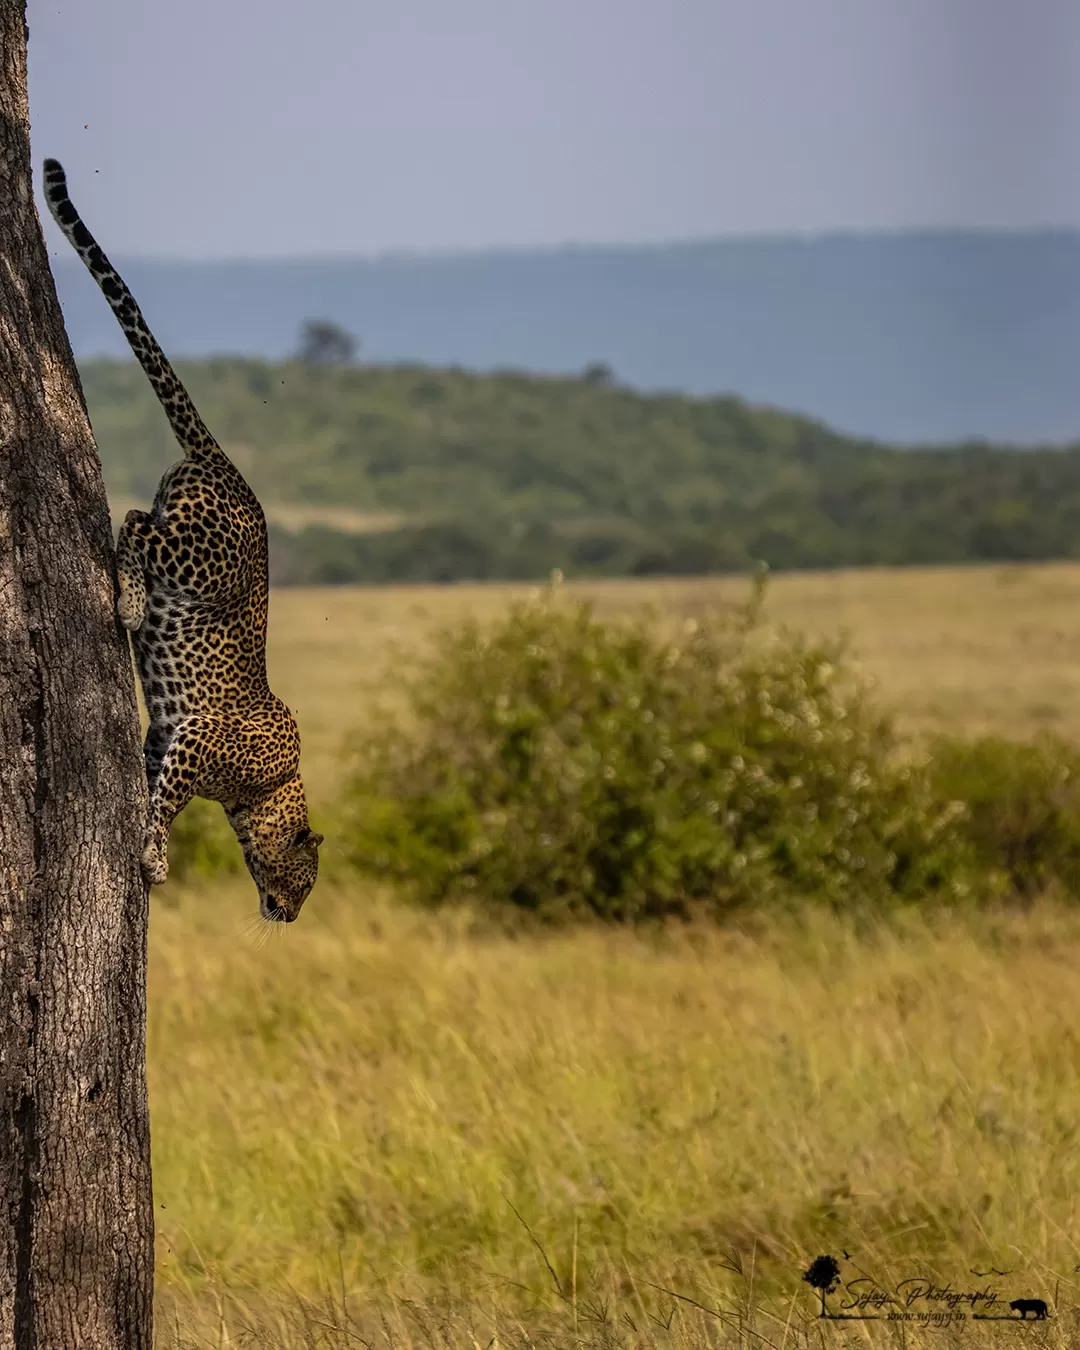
(30, 0), (1080, 442)
(29, 0), (1080, 589)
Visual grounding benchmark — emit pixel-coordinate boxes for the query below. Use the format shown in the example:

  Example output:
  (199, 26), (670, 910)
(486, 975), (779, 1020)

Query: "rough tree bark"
(0, 2), (155, 1346)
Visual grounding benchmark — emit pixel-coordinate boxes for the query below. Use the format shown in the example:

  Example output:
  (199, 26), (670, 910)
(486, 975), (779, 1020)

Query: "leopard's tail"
(43, 158), (223, 460)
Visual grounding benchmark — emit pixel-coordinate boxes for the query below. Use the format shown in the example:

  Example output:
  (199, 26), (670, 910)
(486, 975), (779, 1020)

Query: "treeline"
(81, 356), (1080, 584)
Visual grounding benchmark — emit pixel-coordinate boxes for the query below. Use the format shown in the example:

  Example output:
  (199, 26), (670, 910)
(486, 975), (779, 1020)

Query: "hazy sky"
(26, 0), (1080, 260)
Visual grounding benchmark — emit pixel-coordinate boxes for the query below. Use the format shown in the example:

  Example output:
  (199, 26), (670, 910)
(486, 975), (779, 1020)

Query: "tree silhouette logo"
(802, 1255), (841, 1317)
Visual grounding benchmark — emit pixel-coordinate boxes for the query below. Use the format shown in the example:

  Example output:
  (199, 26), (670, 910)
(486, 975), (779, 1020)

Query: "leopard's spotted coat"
(44, 158), (322, 922)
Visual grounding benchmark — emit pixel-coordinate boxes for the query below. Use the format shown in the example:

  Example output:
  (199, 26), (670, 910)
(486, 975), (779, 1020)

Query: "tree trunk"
(0, 2), (155, 1346)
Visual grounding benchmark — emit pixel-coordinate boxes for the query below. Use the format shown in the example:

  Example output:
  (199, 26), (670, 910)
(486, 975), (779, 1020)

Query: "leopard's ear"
(292, 827), (324, 851)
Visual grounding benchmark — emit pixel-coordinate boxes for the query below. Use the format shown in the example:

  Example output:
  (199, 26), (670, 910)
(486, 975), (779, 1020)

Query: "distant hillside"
(83, 356), (1080, 586)
(55, 231), (1080, 447)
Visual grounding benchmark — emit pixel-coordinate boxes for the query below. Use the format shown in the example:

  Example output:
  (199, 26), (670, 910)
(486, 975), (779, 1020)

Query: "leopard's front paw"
(140, 840), (169, 887)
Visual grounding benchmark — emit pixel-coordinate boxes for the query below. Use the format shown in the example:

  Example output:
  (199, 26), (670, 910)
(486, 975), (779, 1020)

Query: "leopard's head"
(227, 776), (323, 922)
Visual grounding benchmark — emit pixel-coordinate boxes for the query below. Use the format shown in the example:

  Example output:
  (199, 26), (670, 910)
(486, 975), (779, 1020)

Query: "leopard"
(43, 158), (323, 922)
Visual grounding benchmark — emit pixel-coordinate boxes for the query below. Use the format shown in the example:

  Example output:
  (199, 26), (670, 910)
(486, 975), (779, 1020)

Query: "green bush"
(927, 734), (1080, 900)
(340, 582), (973, 922)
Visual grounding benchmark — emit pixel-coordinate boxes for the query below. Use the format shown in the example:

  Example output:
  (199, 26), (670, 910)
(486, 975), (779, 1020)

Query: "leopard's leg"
(141, 715), (219, 886)
(143, 721), (171, 797)
(117, 504), (247, 631)
(116, 509), (151, 630)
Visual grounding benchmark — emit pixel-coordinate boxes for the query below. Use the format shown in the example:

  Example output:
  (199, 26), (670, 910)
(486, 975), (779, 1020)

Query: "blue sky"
(27, 0), (1080, 260)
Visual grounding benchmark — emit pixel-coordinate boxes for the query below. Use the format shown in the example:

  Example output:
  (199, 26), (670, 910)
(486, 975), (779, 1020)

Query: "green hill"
(82, 356), (1080, 584)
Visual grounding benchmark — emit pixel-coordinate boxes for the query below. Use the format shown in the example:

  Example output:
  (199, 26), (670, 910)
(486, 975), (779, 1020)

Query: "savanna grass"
(151, 886), (1080, 1346)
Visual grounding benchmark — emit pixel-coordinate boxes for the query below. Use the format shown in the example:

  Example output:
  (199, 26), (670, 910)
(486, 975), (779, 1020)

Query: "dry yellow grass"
(147, 563), (1080, 1345)
(152, 888), (1080, 1348)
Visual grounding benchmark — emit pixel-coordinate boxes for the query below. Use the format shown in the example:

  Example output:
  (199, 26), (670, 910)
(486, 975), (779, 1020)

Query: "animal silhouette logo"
(1009, 1297), (1048, 1320)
